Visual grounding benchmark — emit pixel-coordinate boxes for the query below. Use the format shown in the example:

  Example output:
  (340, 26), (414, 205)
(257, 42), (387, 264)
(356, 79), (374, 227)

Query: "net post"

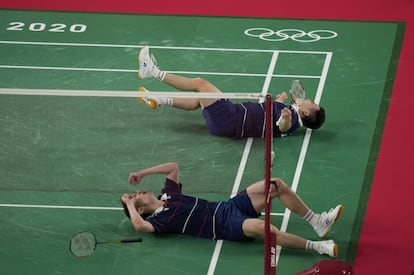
(264, 94), (276, 275)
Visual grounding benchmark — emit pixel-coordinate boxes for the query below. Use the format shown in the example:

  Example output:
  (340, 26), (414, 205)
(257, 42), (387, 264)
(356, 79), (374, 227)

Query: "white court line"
(0, 40), (332, 55)
(0, 65), (322, 79)
(207, 50), (279, 275)
(0, 88), (263, 99)
(0, 204), (122, 210)
(260, 212), (285, 216)
(275, 52), (332, 265)
(0, 203), (286, 217)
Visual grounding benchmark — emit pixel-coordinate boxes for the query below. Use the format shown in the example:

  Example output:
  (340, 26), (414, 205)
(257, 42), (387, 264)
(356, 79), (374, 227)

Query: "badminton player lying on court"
(136, 46), (325, 138)
(120, 162), (343, 257)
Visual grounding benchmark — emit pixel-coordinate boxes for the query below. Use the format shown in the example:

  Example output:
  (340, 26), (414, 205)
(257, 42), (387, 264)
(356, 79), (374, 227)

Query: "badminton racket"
(69, 231), (143, 258)
(289, 80), (306, 106)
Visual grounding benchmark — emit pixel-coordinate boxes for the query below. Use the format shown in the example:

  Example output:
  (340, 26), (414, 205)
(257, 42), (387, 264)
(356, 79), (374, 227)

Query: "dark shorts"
(215, 190), (260, 241)
(202, 99), (245, 138)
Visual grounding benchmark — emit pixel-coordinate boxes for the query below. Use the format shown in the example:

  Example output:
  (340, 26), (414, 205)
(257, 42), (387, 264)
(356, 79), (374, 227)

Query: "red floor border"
(1, 1), (413, 273)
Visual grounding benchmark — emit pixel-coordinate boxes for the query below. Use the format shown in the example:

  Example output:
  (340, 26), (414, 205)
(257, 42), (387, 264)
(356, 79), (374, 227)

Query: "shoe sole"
(320, 205), (344, 239)
(333, 242), (338, 258)
(333, 205), (344, 223)
(137, 87), (157, 109)
(137, 46), (148, 79)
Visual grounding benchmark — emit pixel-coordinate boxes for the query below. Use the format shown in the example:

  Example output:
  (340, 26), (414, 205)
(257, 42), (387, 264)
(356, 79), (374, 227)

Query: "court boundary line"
(0, 40), (332, 55)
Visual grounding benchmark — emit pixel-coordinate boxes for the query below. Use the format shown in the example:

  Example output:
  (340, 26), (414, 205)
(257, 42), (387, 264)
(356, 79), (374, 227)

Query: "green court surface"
(0, 10), (403, 275)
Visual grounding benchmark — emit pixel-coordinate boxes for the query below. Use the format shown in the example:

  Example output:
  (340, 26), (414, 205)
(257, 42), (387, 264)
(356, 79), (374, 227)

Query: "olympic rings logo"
(244, 28), (338, 42)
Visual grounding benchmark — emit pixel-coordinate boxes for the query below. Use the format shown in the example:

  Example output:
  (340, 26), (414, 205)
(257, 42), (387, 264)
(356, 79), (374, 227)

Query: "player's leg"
(242, 218), (338, 257)
(245, 178), (343, 238)
(138, 75), (221, 110)
(138, 86), (200, 110)
(246, 178), (309, 217)
(137, 46), (221, 109)
(163, 74), (221, 108)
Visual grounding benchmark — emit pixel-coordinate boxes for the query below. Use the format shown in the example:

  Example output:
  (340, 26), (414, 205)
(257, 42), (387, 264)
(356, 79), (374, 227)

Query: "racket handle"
(120, 238), (143, 243)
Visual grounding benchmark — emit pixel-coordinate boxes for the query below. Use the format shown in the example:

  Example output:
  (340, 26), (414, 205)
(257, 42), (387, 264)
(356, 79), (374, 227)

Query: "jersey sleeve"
(273, 102), (301, 137)
(146, 214), (168, 233)
(160, 178), (182, 194)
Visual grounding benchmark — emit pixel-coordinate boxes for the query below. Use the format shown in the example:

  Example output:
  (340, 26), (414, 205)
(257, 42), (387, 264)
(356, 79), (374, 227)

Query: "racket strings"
(70, 231), (97, 258)
(289, 80), (306, 106)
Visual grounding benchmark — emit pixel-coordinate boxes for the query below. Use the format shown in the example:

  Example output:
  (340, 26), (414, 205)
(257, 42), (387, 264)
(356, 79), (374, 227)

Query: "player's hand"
(276, 92), (288, 103)
(281, 107), (292, 119)
(128, 172), (145, 185)
(121, 193), (133, 204)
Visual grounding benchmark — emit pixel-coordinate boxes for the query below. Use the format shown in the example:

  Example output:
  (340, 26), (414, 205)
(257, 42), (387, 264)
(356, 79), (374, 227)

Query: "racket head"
(289, 80), (306, 106)
(69, 231), (98, 258)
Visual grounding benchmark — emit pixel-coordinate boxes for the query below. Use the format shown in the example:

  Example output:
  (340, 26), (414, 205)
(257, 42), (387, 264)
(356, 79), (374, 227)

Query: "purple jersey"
(202, 100), (301, 139)
(146, 178), (259, 241)
(146, 178), (219, 239)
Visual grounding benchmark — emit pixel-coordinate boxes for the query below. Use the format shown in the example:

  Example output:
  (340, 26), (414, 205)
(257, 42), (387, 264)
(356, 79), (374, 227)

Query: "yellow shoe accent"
(333, 243), (338, 258)
(138, 87), (157, 109)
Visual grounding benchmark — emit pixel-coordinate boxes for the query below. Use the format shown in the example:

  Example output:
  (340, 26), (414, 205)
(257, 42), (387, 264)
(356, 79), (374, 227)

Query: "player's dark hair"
(121, 199), (151, 219)
(302, 106), (325, 129)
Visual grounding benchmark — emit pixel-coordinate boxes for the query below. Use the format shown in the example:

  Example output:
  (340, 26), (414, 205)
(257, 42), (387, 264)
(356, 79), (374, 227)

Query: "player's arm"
(122, 194), (155, 233)
(275, 92), (288, 103)
(129, 162), (179, 185)
(276, 107), (292, 132)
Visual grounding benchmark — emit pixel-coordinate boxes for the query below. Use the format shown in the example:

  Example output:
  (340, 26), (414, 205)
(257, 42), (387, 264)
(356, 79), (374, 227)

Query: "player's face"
(298, 100), (319, 117)
(133, 191), (156, 206)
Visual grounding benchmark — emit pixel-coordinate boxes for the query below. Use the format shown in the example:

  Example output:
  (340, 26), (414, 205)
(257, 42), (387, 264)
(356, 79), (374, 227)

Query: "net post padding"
(264, 94), (276, 275)
(293, 260), (354, 275)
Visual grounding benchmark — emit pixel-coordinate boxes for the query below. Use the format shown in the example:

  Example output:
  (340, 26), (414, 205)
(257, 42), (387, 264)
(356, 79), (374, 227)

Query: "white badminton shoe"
(316, 240), (338, 258)
(138, 46), (159, 79)
(138, 87), (158, 109)
(314, 205), (344, 238)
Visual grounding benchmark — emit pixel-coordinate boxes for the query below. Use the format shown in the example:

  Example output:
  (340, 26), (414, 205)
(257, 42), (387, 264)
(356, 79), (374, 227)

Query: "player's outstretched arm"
(129, 162), (179, 185)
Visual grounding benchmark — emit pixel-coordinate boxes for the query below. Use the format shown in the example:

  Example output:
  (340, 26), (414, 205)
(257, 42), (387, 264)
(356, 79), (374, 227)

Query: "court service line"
(207, 50), (279, 275)
(276, 52), (332, 265)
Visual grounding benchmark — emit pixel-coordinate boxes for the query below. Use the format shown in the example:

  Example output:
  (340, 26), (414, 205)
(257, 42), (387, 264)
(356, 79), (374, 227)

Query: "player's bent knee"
(192, 77), (207, 89)
(270, 178), (289, 196)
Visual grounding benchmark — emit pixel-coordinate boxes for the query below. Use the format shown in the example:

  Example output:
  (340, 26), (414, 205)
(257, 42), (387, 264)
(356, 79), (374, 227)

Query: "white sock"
(305, 240), (320, 253)
(303, 209), (320, 228)
(146, 63), (166, 81)
(157, 97), (173, 107)
(151, 68), (166, 81)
